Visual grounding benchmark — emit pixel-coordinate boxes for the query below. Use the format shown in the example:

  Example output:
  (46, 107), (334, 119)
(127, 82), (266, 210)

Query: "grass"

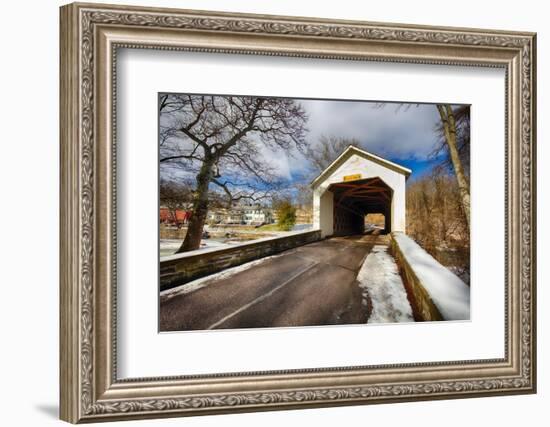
(257, 223), (284, 232)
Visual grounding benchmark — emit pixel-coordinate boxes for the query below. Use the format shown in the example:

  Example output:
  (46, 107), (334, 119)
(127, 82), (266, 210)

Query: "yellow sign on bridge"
(343, 173), (362, 182)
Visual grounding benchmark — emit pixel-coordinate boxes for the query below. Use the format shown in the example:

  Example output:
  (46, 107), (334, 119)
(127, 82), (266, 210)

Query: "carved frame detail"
(60, 2), (536, 423)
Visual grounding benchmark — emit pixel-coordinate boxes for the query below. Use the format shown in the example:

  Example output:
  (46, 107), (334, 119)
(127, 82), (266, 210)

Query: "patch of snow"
(160, 239), (182, 257)
(160, 253), (283, 300)
(365, 224), (384, 232)
(357, 245), (414, 324)
(292, 223), (313, 232)
(160, 239), (182, 249)
(160, 238), (239, 259)
(393, 232), (470, 320)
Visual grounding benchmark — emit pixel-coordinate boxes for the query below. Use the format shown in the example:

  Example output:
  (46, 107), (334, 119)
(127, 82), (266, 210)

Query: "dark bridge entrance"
(329, 177), (393, 236)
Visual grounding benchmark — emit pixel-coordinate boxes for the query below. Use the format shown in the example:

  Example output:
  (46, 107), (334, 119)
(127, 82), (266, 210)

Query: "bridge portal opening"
(329, 177), (393, 236)
(365, 213), (386, 232)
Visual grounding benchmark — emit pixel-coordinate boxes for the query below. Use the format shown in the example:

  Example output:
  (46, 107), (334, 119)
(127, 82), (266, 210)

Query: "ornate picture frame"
(60, 2), (536, 423)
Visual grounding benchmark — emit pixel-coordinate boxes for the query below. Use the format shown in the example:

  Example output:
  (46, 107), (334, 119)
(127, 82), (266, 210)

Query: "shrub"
(275, 200), (296, 231)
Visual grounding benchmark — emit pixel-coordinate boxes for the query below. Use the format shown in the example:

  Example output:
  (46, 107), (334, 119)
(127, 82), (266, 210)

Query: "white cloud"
(259, 144), (292, 180)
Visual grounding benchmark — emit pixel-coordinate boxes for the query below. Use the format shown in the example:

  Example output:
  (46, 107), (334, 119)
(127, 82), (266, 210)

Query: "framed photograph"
(60, 2), (536, 423)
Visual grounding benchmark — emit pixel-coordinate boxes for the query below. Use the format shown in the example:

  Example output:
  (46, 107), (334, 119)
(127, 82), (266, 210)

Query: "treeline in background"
(406, 170), (470, 283)
(406, 105), (470, 284)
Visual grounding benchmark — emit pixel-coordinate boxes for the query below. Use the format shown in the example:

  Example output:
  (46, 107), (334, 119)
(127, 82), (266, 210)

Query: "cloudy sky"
(159, 94), (469, 189)
(275, 98), (454, 182)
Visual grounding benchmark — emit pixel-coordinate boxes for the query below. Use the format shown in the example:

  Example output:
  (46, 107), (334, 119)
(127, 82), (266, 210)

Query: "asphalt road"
(159, 233), (385, 332)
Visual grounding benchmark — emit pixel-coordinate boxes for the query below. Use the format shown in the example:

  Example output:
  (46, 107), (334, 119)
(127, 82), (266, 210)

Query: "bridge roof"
(310, 145), (412, 189)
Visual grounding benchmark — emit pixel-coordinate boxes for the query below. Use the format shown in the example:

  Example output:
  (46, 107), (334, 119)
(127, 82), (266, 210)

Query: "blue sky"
(391, 157), (438, 180)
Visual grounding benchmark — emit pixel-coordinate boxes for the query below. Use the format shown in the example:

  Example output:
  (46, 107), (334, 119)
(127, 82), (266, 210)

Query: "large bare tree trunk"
(176, 161), (213, 253)
(160, 95), (308, 253)
(436, 104), (470, 229)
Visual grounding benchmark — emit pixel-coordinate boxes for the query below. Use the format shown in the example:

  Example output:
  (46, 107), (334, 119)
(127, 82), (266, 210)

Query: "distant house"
(243, 206), (274, 225)
(207, 205), (274, 225)
(226, 209), (245, 224)
(207, 209), (227, 224)
(207, 208), (243, 224)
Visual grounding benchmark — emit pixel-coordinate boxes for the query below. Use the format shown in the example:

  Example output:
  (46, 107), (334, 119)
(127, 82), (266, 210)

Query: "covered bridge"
(311, 146), (411, 238)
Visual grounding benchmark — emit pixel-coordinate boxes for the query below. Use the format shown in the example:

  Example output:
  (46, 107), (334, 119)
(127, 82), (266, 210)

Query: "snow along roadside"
(392, 232), (469, 320)
(357, 245), (414, 324)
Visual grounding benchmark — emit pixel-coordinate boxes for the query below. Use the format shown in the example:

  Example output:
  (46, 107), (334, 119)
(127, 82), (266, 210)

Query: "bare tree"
(292, 135), (360, 219)
(435, 105), (470, 228)
(374, 102), (471, 229)
(306, 135), (360, 173)
(293, 182), (313, 209)
(159, 94), (308, 252)
(406, 168), (470, 283)
(432, 105), (470, 175)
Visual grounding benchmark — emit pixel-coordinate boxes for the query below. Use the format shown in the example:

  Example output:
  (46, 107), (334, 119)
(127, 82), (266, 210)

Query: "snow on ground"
(160, 239), (237, 258)
(160, 253), (282, 300)
(159, 239), (181, 256)
(393, 232), (470, 320)
(292, 223), (313, 232)
(358, 245), (414, 324)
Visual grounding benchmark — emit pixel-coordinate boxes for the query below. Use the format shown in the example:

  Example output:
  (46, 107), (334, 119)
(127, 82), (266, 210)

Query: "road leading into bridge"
(160, 232), (388, 332)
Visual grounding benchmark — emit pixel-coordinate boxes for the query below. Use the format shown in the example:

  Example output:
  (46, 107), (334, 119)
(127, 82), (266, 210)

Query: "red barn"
(159, 208), (191, 225)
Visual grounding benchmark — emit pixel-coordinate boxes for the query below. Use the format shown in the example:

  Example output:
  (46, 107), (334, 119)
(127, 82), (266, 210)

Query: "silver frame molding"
(60, 2), (537, 423)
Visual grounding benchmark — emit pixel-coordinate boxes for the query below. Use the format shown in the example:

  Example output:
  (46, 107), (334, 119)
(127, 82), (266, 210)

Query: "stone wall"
(389, 235), (443, 321)
(389, 232), (470, 321)
(160, 230), (322, 291)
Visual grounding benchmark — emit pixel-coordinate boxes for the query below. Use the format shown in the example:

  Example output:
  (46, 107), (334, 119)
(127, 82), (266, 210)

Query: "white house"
(310, 146), (411, 238)
(207, 206), (274, 225)
(243, 206), (273, 225)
